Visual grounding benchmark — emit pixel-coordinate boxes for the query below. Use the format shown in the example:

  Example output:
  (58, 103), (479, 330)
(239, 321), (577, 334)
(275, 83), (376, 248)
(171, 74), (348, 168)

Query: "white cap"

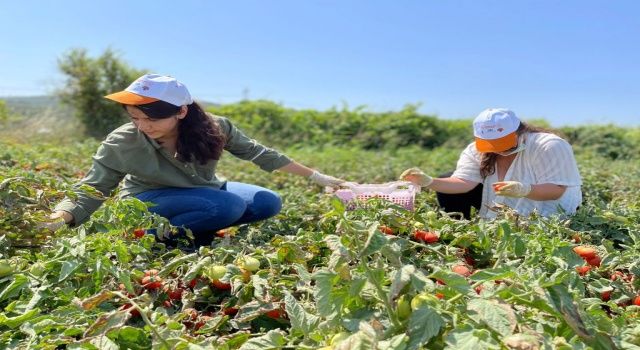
(105, 74), (193, 107)
(473, 108), (521, 152)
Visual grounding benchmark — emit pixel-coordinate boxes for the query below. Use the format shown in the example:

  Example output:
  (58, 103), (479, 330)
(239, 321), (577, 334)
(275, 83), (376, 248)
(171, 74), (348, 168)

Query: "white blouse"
(452, 132), (582, 219)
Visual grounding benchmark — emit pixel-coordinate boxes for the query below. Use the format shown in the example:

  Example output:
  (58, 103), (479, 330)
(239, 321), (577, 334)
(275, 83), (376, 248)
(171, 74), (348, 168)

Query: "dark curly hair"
(129, 100), (226, 164)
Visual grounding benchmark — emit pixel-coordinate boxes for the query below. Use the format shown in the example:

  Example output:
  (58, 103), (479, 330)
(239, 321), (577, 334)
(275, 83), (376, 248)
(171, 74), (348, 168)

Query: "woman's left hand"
(493, 181), (531, 198)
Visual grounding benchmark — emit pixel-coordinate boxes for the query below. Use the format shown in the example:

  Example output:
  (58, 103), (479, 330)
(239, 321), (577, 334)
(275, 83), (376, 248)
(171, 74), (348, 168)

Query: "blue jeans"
(134, 182), (282, 244)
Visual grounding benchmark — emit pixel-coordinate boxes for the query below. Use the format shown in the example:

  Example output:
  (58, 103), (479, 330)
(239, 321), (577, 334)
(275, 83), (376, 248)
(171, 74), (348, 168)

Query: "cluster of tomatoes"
(378, 225), (439, 243)
(115, 255), (289, 333)
(572, 245), (639, 306)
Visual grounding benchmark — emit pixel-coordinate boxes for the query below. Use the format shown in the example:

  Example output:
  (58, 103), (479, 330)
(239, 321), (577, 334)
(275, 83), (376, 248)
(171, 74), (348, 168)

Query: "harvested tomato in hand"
(414, 230), (439, 243)
(379, 225), (395, 235)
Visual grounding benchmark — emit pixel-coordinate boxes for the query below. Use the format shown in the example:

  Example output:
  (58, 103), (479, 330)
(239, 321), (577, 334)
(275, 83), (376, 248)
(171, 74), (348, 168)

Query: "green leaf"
(378, 334), (409, 350)
(444, 324), (500, 350)
(58, 260), (80, 282)
(284, 292), (320, 337)
(84, 310), (130, 338)
(0, 308), (40, 328)
(545, 284), (593, 341)
(467, 299), (516, 337)
(108, 326), (151, 350)
(238, 330), (287, 350)
(0, 274), (29, 302)
(313, 270), (337, 317)
(430, 270), (472, 295)
(388, 265), (415, 302)
(359, 224), (389, 258)
(335, 321), (378, 350)
(468, 268), (515, 282)
(406, 305), (444, 350)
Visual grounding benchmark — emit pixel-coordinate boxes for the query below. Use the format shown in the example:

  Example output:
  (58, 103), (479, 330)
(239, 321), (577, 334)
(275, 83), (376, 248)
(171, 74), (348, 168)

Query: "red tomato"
(166, 287), (184, 300)
(144, 269), (159, 277)
(223, 307), (239, 315)
(414, 230), (439, 243)
(379, 225), (395, 235)
(634, 296), (640, 306)
(211, 279), (232, 290)
(141, 275), (163, 290)
(573, 246), (598, 260)
(474, 285), (484, 295)
(601, 290), (611, 301)
(120, 303), (140, 317)
(435, 292), (444, 299)
(133, 228), (145, 238)
(265, 308), (286, 319)
(452, 264), (472, 277)
(575, 266), (591, 276)
(215, 229), (227, 237)
(586, 256), (601, 267)
(194, 315), (213, 331)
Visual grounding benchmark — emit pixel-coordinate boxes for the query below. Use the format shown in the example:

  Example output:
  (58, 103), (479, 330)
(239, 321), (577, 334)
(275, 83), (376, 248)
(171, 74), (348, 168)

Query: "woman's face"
(125, 105), (182, 140)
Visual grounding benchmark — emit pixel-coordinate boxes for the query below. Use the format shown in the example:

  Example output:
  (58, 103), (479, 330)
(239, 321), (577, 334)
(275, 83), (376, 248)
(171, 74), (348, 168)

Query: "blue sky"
(1, 0), (638, 126)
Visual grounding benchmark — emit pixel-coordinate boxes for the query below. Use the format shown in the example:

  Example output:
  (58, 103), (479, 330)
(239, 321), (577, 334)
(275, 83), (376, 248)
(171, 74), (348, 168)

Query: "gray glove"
(399, 167), (433, 187)
(309, 171), (345, 187)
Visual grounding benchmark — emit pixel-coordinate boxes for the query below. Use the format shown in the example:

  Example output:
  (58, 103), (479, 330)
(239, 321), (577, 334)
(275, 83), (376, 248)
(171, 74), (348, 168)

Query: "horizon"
(1, 1), (638, 127)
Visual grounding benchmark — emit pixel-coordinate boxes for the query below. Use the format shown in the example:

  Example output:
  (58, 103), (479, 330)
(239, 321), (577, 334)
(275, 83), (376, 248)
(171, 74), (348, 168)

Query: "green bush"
(57, 48), (147, 138)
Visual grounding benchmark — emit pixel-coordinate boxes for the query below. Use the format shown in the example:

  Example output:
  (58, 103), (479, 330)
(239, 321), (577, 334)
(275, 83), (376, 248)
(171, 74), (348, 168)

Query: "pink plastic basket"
(334, 181), (420, 210)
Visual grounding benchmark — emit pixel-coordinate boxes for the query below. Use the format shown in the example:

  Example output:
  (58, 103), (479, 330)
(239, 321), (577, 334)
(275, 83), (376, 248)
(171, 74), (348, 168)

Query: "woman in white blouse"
(401, 108), (582, 219)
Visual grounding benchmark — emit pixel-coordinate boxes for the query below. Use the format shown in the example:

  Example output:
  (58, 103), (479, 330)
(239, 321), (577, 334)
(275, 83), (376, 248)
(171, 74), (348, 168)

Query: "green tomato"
(0, 260), (14, 278)
(411, 293), (437, 311)
(426, 211), (437, 221)
(397, 295), (412, 319)
(204, 265), (227, 281)
(29, 262), (45, 277)
(239, 256), (260, 272)
(330, 332), (350, 346)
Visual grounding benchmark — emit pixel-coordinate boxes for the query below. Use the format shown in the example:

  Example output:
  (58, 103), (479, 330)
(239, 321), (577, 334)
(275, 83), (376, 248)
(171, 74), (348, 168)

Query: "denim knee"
(251, 191), (282, 220)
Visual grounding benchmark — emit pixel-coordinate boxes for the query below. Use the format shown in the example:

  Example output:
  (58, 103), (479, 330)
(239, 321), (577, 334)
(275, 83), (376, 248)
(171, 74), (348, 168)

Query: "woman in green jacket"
(43, 74), (343, 246)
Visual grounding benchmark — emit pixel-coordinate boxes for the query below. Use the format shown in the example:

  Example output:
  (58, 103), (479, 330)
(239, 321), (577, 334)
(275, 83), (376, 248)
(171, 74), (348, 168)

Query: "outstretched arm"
(277, 161), (345, 187)
(429, 177), (480, 194)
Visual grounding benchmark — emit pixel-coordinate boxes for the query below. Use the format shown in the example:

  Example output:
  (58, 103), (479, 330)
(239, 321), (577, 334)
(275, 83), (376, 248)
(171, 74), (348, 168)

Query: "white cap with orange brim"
(473, 108), (521, 153)
(104, 74), (193, 107)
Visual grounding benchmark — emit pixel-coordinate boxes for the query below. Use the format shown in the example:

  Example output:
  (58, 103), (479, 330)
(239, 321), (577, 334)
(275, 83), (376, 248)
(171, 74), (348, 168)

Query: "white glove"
(309, 171), (345, 187)
(493, 181), (531, 198)
(399, 167), (433, 187)
(37, 217), (66, 232)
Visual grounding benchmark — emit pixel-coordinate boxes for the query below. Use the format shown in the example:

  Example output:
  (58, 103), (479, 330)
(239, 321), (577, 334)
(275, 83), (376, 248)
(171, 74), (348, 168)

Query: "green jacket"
(54, 115), (292, 225)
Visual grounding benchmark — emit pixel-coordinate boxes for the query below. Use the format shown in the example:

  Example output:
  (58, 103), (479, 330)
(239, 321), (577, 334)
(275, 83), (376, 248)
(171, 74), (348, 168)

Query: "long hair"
(479, 122), (559, 179)
(130, 100), (226, 164)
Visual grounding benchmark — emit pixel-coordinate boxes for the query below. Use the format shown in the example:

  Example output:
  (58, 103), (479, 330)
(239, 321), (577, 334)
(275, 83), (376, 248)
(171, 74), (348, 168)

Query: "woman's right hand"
(37, 211), (73, 232)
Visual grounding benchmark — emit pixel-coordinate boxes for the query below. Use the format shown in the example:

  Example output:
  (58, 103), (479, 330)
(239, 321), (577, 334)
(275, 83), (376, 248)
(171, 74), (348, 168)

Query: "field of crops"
(1, 131), (640, 349)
